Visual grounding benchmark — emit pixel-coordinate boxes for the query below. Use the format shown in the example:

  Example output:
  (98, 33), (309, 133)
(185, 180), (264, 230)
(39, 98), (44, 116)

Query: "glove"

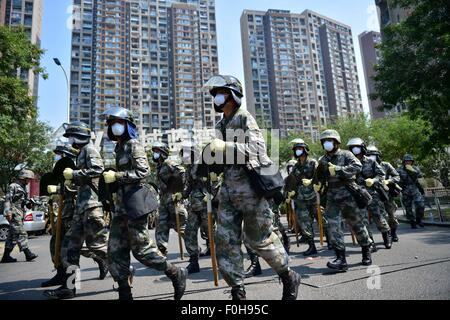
(210, 138), (226, 153)
(365, 178), (375, 188)
(63, 168), (74, 180)
(103, 171), (117, 184)
(203, 195), (208, 203)
(285, 191), (295, 203)
(210, 172), (218, 182)
(328, 163), (339, 176)
(383, 179), (392, 187)
(405, 165), (414, 172)
(313, 182), (322, 193)
(202, 177), (208, 182)
(47, 185), (59, 194)
(64, 180), (72, 187)
(172, 192), (183, 202)
(302, 179), (312, 187)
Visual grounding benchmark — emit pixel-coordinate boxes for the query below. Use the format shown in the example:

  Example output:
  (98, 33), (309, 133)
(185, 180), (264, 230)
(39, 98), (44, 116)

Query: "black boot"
(302, 240), (317, 256)
(391, 228), (399, 242)
(118, 281), (133, 300)
(325, 230), (332, 250)
(186, 256), (200, 274)
(199, 247), (211, 257)
(410, 221), (417, 229)
(361, 246), (372, 266)
(416, 216), (425, 228)
(165, 265), (187, 300)
(327, 249), (348, 271)
(382, 231), (392, 249)
(279, 270), (301, 300)
(43, 272), (76, 300)
(299, 235), (307, 243)
(94, 257), (109, 280)
(158, 246), (168, 257)
(41, 266), (65, 287)
(244, 251), (262, 278)
(369, 235), (378, 253)
(23, 248), (37, 262)
(1, 247), (17, 263)
(231, 286), (246, 300)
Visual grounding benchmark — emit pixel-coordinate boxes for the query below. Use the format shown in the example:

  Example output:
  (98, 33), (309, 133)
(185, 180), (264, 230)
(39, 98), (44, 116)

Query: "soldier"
(41, 144), (108, 287)
(44, 121), (109, 299)
(1, 169), (38, 263)
(367, 146), (401, 242)
(152, 142), (188, 256)
(100, 107), (186, 300)
(313, 130), (373, 271)
(347, 138), (392, 250)
(397, 154), (426, 229)
(204, 75), (300, 300)
(285, 138), (318, 256)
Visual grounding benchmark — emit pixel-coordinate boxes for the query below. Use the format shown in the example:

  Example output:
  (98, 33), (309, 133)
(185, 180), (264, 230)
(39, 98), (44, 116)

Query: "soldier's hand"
(328, 163), (339, 176)
(383, 179), (391, 186)
(313, 182), (322, 193)
(203, 195), (208, 203)
(103, 171), (117, 184)
(210, 172), (218, 182)
(64, 180), (72, 187)
(63, 168), (74, 180)
(172, 192), (183, 202)
(210, 138), (226, 153)
(47, 185), (59, 194)
(302, 179), (312, 187)
(405, 165), (414, 172)
(365, 178), (375, 188)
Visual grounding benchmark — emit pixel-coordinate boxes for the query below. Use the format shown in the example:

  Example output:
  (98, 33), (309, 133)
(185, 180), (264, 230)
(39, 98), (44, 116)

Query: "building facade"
(241, 9), (362, 138)
(70, 0), (219, 134)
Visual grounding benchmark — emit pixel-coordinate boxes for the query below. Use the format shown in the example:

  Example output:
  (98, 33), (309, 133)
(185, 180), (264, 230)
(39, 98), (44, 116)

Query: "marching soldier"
(101, 107), (186, 300)
(152, 142), (188, 256)
(397, 154), (426, 229)
(313, 130), (373, 271)
(347, 138), (392, 250)
(1, 169), (38, 263)
(44, 121), (109, 299)
(204, 75), (301, 300)
(367, 146), (401, 242)
(285, 138), (318, 256)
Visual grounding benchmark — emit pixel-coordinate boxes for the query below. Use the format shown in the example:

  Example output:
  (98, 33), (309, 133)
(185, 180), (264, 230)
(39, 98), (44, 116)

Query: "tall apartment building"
(1, 0), (43, 98)
(70, 0), (219, 134)
(375, 0), (412, 34)
(241, 9), (362, 138)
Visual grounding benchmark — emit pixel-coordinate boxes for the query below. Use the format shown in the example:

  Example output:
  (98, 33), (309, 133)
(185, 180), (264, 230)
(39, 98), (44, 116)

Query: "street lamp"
(53, 58), (70, 123)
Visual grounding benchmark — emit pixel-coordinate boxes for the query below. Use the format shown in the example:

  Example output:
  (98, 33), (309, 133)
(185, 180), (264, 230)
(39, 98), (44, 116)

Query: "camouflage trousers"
(294, 199), (316, 241)
(50, 218), (71, 267)
(360, 192), (391, 235)
(325, 187), (372, 251)
(185, 209), (210, 258)
(155, 201), (187, 253)
(63, 206), (109, 269)
(402, 191), (425, 223)
(5, 207), (28, 251)
(108, 213), (169, 283)
(216, 183), (289, 288)
(384, 198), (399, 229)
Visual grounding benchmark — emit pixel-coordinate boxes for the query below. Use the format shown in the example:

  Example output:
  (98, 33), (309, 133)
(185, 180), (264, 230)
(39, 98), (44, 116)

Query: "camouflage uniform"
(108, 138), (169, 284)
(381, 161), (400, 229)
(397, 165), (425, 224)
(63, 141), (109, 269)
(155, 159), (187, 254)
(356, 156), (390, 235)
(3, 182), (30, 252)
(215, 107), (290, 289)
(315, 149), (372, 252)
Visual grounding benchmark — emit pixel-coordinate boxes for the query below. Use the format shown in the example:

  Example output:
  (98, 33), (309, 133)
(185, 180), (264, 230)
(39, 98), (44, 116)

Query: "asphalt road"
(1, 220), (449, 300)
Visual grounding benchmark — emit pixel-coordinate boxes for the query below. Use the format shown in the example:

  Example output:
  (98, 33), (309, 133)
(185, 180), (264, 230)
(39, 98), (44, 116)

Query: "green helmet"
(204, 75), (244, 110)
(152, 141), (170, 158)
(102, 107), (136, 126)
(290, 138), (309, 152)
(63, 121), (91, 138)
(320, 129), (341, 144)
(54, 144), (79, 159)
(18, 169), (34, 180)
(403, 154), (414, 162)
(367, 145), (381, 157)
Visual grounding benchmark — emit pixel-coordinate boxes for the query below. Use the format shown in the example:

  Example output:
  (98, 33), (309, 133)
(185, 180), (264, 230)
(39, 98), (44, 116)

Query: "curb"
(397, 217), (450, 228)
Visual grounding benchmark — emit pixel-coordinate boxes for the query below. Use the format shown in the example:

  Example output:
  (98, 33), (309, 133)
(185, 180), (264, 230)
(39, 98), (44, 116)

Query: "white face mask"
(323, 141), (334, 152)
(112, 123), (125, 137)
(54, 155), (62, 162)
(369, 155), (378, 162)
(295, 149), (304, 158)
(214, 94), (226, 106)
(352, 147), (362, 155)
(153, 153), (161, 161)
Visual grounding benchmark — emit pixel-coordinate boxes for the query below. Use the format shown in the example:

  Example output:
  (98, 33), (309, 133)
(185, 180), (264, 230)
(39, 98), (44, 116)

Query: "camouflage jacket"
(72, 141), (104, 212)
(115, 138), (150, 185)
(356, 156), (385, 196)
(215, 107), (272, 189)
(61, 187), (77, 220)
(3, 182), (28, 216)
(397, 165), (423, 195)
(381, 161), (400, 184)
(315, 148), (362, 192)
(289, 158), (318, 201)
(182, 164), (208, 212)
(156, 159), (185, 205)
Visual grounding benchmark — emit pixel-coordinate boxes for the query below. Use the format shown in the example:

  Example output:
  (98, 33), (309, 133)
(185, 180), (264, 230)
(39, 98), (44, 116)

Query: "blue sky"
(37, 0), (379, 130)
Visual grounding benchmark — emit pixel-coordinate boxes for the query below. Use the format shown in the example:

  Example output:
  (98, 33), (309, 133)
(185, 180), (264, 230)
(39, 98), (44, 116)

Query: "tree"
(372, 0), (450, 146)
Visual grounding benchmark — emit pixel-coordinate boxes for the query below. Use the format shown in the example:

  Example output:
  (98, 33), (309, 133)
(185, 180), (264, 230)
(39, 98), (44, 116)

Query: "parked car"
(0, 215), (9, 241)
(23, 210), (46, 235)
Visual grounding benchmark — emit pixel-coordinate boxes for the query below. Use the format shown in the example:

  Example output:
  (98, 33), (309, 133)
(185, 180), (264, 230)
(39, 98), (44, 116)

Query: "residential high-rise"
(241, 9), (362, 138)
(70, 0), (219, 134)
(1, 0), (43, 98)
(375, 0), (412, 35)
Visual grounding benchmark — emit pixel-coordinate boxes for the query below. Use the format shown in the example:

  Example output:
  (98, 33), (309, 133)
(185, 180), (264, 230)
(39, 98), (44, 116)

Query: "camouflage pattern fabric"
(3, 182), (29, 251)
(397, 165), (425, 222)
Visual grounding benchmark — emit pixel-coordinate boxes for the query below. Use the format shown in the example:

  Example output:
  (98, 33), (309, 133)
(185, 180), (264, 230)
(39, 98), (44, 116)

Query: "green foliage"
(372, 0), (450, 146)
